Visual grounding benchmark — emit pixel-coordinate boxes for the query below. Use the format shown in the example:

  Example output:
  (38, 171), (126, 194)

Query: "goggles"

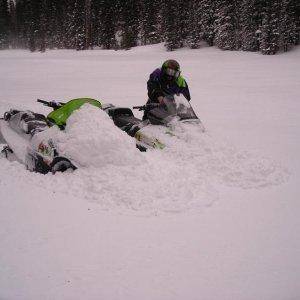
(165, 67), (180, 78)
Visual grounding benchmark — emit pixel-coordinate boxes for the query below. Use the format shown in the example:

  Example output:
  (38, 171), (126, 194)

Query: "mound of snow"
(55, 104), (145, 168)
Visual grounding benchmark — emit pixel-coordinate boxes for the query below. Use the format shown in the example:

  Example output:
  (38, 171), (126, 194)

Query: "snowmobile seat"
(113, 114), (142, 132)
(107, 107), (140, 127)
(106, 107), (134, 119)
(105, 107), (142, 136)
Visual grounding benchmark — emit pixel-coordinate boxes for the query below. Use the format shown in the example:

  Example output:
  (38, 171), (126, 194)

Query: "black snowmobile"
(103, 95), (204, 151)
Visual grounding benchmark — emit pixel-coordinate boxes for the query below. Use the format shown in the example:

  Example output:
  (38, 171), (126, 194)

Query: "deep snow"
(0, 44), (299, 299)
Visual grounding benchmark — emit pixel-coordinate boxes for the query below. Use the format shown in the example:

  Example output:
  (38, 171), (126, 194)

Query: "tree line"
(0, 0), (299, 54)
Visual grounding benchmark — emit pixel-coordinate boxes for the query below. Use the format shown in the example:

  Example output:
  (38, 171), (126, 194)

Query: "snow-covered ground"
(0, 44), (299, 299)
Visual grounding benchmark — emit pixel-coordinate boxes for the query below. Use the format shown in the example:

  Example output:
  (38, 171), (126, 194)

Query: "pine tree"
(62, 0), (76, 48)
(177, 0), (189, 47)
(15, 0), (29, 48)
(8, 0), (17, 48)
(18, 0), (37, 51)
(27, 0), (40, 51)
(74, 0), (86, 50)
(295, 0), (300, 45)
(163, 0), (188, 50)
(260, 0), (281, 54)
(118, 0), (139, 49)
(0, 0), (10, 49)
(84, 0), (92, 49)
(200, 0), (217, 47)
(91, 0), (102, 47)
(63, 0), (85, 50)
(140, 0), (161, 45)
(92, 0), (118, 49)
(279, 0), (299, 51)
(163, 0), (177, 50)
(214, 0), (240, 50)
(185, 0), (202, 49)
(240, 0), (264, 51)
(38, 0), (47, 52)
(13, 0), (45, 51)
(43, 0), (65, 49)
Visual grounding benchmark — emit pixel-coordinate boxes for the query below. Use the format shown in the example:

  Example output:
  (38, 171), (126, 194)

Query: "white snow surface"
(0, 44), (299, 299)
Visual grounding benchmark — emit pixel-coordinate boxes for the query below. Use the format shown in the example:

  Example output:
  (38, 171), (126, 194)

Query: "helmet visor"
(165, 68), (180, 78)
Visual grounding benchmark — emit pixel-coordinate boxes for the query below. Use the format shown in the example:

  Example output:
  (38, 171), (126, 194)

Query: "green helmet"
(162, 59), (181, 80)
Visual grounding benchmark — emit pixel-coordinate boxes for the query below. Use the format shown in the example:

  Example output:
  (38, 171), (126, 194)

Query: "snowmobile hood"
(47, 98), (102, 127)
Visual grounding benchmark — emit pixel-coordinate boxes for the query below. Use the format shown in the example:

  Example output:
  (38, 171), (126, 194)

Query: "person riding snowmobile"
(143, 59), (191, 120)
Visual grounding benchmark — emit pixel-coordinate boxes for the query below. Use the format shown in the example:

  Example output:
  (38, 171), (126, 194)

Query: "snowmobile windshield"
(147, 96), (198, 125)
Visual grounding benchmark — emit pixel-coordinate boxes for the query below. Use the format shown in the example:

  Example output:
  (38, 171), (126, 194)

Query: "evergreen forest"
(0, 0), (299, 54)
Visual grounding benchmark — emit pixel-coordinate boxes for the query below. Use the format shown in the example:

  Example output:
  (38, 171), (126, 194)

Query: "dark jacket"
(147, 68), (191, 103)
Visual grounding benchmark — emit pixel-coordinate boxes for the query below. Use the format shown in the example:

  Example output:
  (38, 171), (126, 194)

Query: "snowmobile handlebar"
(132, 105), (145, 111)
(37, 99), (65, 109)
(133, 103), (160, 111)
